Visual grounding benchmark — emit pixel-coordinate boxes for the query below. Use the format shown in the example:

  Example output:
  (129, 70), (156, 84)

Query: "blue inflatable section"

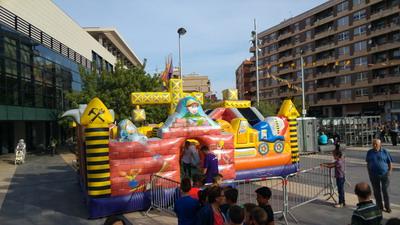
(253, 121), (285, 143)
(235, 164), (298, 180)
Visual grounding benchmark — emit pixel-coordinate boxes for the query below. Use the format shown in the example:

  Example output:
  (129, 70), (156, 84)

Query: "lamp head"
(177, 27), (187, 36)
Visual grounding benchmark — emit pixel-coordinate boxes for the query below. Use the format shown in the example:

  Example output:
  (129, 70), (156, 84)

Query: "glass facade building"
(0, 23), (83, 153)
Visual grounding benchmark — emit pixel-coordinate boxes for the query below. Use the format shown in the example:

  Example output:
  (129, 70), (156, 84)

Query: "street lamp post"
(300, 50), (306, 117)
(252, 19), (260, 107)
(300, 50), (307, 153)
(177, 27), (187, 79)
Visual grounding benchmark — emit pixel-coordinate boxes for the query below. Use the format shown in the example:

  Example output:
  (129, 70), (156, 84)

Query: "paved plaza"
(0, 146), (399, 225)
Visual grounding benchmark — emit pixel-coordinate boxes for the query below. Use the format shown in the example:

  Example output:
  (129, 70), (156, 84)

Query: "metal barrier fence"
(231, 177), (286, 215)
(318, 116), (381, 146)
(147, 153), (338, 224)
(146, 174), (181, 215)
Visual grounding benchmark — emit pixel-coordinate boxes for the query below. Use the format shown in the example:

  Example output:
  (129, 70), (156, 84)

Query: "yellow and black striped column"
(85, 124), (111, 197)
(288, 117), (299, 163)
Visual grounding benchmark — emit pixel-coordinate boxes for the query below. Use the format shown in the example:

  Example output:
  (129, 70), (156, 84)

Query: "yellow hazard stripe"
(87, 164), (110, 170)
(88, 189), (111, 196)
(87, 173), (110, 179)
(86, 139), (109, 145)
(86, 156), (109, 162)
(88, 181), (111, 187)
(86, 148), (109, 154)
(84, 131), (109, 137)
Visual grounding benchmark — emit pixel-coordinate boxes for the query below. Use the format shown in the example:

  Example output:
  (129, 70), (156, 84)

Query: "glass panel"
(5, 75), (19, 105)
(20, 49), (31, 64)
(21, 79), (34, 107)
(5, 59), (17, 75)
(21, 64), (32, 79)
(4, 42), (17, 59)
(35, 82), (44, 107)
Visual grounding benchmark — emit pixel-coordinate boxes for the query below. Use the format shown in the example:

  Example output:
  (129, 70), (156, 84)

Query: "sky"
(54, 0), (327, 97)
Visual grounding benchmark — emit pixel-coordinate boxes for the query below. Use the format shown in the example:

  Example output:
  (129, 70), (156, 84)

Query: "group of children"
(174, 173), (275, 225)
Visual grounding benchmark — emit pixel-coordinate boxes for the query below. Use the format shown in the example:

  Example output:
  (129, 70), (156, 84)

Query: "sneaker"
(334, 204), (343, 208)
(385, 208), (392, 213)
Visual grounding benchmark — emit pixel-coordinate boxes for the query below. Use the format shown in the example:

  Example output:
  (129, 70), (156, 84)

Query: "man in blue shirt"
(366, 139), (393, 213)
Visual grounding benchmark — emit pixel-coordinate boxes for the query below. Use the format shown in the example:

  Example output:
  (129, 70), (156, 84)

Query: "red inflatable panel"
(109, 138), (184, 160)
(162, 126), (221, 139)
(222, 109), (238, 123)
(209, 108), (226, 121)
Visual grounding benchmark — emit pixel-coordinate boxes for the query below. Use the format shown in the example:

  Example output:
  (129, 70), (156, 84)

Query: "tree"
(254, 101), (279, 117)
(66, 63), (168, 123)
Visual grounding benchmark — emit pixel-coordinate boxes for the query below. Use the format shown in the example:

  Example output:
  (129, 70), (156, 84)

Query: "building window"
(271, 65), (277, 73)
(353, 25), (367, 36)
(270, 32), (277, 40)
(340, 75), (352, 84)
(352, 0), (365, 5)
(355, 88), (369, 96)
(338, 31), (350, 41)
(355, 72), (368, 81)
(354, 56), (368, 66)
(354, 41), (367, 51)
(353, 9), (366, 21)
(338, 46), (350, 56)
(340, 89), (352, 98)
(337, 1), (349, 12)
(337, 16), (349, 26)
(305, 30), (312, 39)
(305, 56), (313, 64)
(338, 61), (351, 71)
(270, 54), (278, 61)
(305, 17), (312, 26)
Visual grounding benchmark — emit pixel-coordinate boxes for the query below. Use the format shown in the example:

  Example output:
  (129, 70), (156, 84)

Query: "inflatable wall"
(62, 81), (300, 218)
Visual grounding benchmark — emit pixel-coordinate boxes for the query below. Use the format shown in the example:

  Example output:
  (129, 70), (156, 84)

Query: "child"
(188, 174), (204, 200)
(174, 178), (200, 225)
(212, 174), (223, 187)
(249, 207), (268, 225)
(255, 187), (274, 225)
(220, 187), (238, 218)
(243, 203), (257, 225)
(201, 146), (219, 184)
(227, 205), (244, 225)
(321, 150), (346, 208)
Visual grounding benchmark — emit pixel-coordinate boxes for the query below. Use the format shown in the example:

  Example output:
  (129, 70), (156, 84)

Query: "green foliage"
(254, 101), (279, 117)
(66, 63), (168, 123)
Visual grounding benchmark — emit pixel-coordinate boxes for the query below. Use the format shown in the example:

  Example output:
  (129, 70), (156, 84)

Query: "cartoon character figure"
(119, 168), (144, 192)
(183, 99), (206, 126)
(117, 119), (147, 143)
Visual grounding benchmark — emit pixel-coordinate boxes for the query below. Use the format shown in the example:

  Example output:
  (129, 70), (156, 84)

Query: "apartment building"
(0, 0), (141, 153)
(236, 59), (253, 100)
(244, 0), (400, 119)
(182, 73), (211, 94)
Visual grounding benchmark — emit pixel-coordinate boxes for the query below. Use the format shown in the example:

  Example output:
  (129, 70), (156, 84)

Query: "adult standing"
(366, 139), (393, 213)
(182, 141), (197, 177)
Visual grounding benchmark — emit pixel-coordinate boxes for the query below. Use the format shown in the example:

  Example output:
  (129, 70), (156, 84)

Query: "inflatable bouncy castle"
(62, 78), (300, 218)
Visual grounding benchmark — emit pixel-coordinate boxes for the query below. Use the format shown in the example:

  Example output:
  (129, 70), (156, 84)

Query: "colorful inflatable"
(61, 78), (300, 218)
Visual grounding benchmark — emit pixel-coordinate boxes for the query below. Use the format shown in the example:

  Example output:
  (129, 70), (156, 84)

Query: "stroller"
(15, 139), (26, 165)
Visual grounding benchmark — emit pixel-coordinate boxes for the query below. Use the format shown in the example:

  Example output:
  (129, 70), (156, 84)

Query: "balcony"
(369, 22), (400, 38)
(370, 42), (400, 55)
(314, 42), (335, 53)
(369, 6), (400, 23)
(316, 98), (337, 106)
(313, 28), (335, 40)
(313, 15), (334, 27)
